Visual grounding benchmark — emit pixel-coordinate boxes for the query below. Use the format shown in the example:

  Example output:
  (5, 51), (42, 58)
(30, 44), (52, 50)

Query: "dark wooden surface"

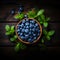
(0, 0), (60, 57)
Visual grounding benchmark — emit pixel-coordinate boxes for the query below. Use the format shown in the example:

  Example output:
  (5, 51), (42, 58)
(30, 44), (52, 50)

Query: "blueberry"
(20, 23), (24, 28)
(28, 38), (33, 43)
(33, 37), (37, 40)
(35, 23), (38, 27)
(24, 14), (28, 18)
(10, 9), (15, 15)
(30, 23), (34, 28)
(20, 33), (23, 36)
(18, 7), (24, 13)
(29, 32), (31, 35)
(25, 22), (29, 26)
(25, 29), (29, 33)
(32, 28), (35, 32)
(25, 26), (29, 29)
(25, 35), (29, 38)
(21, 29), (25, 33)
(25, 19), (29, 22)
(33, 34), (36, 37)
(22, 20), (25, 24)
(20, 36), (25, 40)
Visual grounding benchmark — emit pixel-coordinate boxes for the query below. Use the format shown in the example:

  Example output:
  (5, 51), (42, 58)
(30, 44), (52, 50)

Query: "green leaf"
(27, 11), (36, 18)
(46, 36), (51, 40)
(5, 25), (10, 31)
(40, 14), (45, 20)
(15, 43), (20, 52)
(5, 31), (11, 35)
(48, 30), (55, 36)
(36, 9), (44, 17)
(10, 26), (15, 34)
(14, 15), (20, 19)
(46, 17), (50, 21)
(11, 26), (14, 31)
(43, 22), (48, 27)
(19, 42), (26, 50)
(14, 13), (24, 20)
(41, 39), (44, 43)
(10, 37), (15, 42)
(19, 13), (24, 20)
(43, 29), (47, 35)
(14, 35), (17, 39)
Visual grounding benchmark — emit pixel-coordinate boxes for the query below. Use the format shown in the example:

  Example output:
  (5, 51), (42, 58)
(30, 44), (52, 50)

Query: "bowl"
(15, 18), (42, 44)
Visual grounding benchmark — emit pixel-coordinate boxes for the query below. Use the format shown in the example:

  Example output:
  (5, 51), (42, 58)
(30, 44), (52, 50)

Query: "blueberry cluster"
(17, 19), (40, 43)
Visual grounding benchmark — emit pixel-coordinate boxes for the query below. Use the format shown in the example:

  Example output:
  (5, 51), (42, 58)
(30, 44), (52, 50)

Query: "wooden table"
(0, 0), (60, 57)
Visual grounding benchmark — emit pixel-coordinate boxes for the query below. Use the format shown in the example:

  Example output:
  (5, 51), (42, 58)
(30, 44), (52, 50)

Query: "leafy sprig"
(5, 25), (17, 42)
(15, 42), (27, 52)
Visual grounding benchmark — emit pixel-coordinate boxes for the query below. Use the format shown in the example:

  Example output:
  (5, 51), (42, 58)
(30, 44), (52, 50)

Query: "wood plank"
(0, 22), (60, 47)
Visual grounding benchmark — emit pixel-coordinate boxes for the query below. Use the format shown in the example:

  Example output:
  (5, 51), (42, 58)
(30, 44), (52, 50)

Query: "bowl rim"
(15, 18), (42, 44)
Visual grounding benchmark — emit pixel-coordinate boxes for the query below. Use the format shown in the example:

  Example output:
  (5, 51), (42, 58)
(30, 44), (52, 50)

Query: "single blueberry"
(21, 29), (25, 33)
(35, 23), (38, 27)
(25, 22), (29, 26)
(22, 19), (26, 24)
(33, 37), (37, 40)
(25, 29), (29, 33)
(20, 33), (23, 36)
(33, 34), (36, 37)
(25, 34), (29, 38)
(20, 36), (25, 40)
(25, 19), (29, 22)
(29, 32), (32, 35)
(30, 23), (34, 28)
(25, 26), (29, 29)
(28, 38), (33, 43)
(18, 6), (24, 13)
(32, 28), (35, 32)
(24, 14), (28, 18)
(10, 9), (15, 15)
(20, 23), (24, 28)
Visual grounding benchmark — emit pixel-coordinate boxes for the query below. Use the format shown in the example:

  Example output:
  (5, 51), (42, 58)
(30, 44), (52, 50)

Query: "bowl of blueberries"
(15, 18), (42, 44)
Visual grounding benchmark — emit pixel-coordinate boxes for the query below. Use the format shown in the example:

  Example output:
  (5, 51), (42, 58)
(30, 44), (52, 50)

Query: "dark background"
(0, 0), (60, 58)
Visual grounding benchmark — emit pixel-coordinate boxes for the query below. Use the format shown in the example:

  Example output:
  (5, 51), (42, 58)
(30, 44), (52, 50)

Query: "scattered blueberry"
(18, 6), (24, 13)
(10, 9), (15, 15)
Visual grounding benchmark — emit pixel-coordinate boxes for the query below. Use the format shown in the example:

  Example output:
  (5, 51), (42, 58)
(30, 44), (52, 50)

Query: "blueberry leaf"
(48, 30), (55, 36)
(19, 13), (24, 20)
(36, 9), (44, 17)
(43, 22), (48, 27)
(5, 31), (11, 35)
(27, 11), (36, 18)
(5, 25), (10, 31)
(41, 39), (44, 43)
(10, 37), (15, 42)
(43, 29), (47, 35)
(46, 17), (50, 21)
(11, 26), (14, 31)
(46, 36), (51, 40)
(14, 35), (18, 39)
(15, 43), (20, 52)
